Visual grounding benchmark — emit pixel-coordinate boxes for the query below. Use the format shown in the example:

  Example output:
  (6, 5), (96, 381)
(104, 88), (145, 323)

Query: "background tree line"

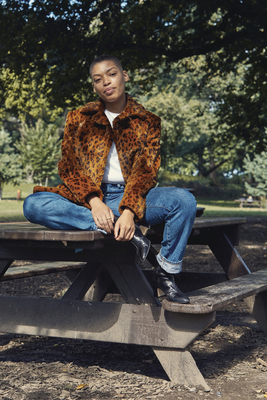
(1, 0), (267, 199)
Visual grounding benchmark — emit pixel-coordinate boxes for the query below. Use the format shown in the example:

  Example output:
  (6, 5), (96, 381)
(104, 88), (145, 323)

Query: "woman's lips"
(104, 88), (115, 95)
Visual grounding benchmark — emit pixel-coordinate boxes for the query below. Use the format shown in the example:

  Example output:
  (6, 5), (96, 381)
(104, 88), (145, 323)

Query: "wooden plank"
(2, 261), (85, 281)
(0, 223), (104, 241)
(162, 268), (267, 314)
(0, 296), (215, 348)
(0, 218), (246, 242)
(193, 217), (246, 228)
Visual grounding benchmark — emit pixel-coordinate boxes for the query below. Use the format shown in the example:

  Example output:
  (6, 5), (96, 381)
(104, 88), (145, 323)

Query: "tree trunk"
(209, 157), (218, 185)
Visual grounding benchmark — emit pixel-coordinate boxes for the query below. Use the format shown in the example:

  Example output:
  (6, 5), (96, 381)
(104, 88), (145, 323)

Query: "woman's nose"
(103, 76), (110, 86)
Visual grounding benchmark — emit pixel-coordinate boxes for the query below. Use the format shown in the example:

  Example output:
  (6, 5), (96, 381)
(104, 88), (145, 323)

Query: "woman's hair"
(89, 55), (123, 77)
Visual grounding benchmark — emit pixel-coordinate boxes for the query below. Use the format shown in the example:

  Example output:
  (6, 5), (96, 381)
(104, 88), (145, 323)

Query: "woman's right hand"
(86, 194), (114, 234)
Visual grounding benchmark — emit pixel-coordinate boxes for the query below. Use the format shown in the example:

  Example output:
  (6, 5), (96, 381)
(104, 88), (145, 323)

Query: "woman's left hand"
(114, 209), (135, 241)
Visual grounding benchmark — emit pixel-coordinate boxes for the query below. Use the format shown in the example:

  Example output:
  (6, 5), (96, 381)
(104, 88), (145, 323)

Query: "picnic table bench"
(0, 214), (267, 390)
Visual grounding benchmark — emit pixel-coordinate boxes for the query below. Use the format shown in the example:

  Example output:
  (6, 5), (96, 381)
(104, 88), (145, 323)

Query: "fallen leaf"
(76, 384), (88, 390)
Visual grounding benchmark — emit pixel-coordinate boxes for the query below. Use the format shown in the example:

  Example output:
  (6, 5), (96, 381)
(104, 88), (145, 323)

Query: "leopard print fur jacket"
(33, 94), (161, 221)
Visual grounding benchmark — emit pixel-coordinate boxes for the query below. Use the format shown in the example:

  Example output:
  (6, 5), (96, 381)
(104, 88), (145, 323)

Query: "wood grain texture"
(162, 268), (267, 313)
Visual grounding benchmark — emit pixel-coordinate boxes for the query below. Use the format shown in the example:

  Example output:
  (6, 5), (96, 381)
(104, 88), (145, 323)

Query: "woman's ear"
(123, 70), (130, 82)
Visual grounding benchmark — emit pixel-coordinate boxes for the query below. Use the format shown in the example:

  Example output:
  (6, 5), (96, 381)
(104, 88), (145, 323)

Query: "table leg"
(82, 266), (113, 302)
(152, 347), (210, 391)
(244, 291), (267, 336)
(62, 261), (101, 300)
(101, 242), (160, 306)
(208, 230), (251, 279)
(0, 259), (13, 280)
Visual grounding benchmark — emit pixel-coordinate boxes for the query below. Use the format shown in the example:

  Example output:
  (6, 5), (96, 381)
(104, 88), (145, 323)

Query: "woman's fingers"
(96, 213), (114, 233)
(91, 203), (114, 233)
(114, 220), (135, 241)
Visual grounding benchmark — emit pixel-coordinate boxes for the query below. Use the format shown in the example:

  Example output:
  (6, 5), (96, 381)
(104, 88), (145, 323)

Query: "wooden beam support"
(208, 231), (251, 279)
(0, 296), (215, 349)
(62, 261), (101, 301)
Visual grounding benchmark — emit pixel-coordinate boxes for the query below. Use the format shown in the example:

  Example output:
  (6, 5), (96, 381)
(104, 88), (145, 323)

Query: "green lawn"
(196, 197), (267, 218)
(1, 185), (267, 222)
(1, 183), (35, 201)
(0, 183), (34, 222)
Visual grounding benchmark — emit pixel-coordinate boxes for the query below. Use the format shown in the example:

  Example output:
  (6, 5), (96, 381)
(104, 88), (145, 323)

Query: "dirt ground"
(0, 216), (267, 400)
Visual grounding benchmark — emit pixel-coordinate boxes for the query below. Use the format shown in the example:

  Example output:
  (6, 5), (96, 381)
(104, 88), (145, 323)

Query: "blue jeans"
(23, 184), (196, 274)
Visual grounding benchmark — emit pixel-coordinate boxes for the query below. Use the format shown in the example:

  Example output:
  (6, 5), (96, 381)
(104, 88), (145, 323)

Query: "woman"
(24, 55), (197, 304)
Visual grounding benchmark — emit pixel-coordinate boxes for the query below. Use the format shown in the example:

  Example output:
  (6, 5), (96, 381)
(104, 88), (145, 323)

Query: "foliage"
(139, 57), (247, 181)
(1, 1), (267, 121)
(1, 0), (267, 180)
(15, 120), (61, 186)
(0, 128), (22, 199)
(1, 68), (65, 123)
(244, 151), (267, 197)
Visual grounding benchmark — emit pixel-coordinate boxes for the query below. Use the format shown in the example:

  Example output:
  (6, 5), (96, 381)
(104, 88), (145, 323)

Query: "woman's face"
(91, 60), (129, 112)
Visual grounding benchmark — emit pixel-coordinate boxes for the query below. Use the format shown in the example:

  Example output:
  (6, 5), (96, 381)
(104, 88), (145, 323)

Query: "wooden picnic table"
(0, 215), (267, 390)
(235, 198), (262, 209)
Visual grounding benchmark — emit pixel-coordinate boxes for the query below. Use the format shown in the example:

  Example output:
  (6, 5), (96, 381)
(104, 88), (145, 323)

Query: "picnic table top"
(0, 217), (246, 242)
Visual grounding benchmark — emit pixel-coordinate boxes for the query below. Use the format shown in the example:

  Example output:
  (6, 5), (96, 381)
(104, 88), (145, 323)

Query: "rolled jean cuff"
(156, 252), (182, 274)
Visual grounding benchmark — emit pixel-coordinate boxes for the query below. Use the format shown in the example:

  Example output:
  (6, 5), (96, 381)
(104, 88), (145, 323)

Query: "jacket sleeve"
(57, 111), (103, 207)
(119, 114), (161, 221)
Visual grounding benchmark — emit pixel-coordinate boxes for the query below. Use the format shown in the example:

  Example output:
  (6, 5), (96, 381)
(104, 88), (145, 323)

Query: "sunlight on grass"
(0, 183), (34, 222)
(1, 186), (267, 222)
(196, 197), (267, 218)
(0, 200), (27, 222)
(1, 183), (35, 200)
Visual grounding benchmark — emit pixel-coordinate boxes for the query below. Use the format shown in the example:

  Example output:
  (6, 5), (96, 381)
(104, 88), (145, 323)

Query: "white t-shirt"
(102, 110), (125, 184)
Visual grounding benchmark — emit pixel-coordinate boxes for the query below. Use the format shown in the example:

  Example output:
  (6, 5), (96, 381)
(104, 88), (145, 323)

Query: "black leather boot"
(131, 224), (151, 263)
(114, 217), (150, 263)
(153, 264), (190, 304)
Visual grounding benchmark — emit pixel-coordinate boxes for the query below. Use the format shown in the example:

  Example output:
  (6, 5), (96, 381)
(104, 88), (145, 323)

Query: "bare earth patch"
(0, 216), (267, 399)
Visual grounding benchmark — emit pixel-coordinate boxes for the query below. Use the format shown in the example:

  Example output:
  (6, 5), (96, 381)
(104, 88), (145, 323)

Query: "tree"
(243, 151), (267, 198)
(139, 57), (247, 182)
(16, 120), (61, 186)
(1, 68), (65, 123)
(2, 1), (267, 166)
(0, 128), (22, 200)
(1, 1), (267, 110)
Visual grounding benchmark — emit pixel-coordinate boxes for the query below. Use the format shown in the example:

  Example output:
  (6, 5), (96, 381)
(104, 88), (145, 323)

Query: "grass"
(1, 183), (35, 201)
(1, 184), (267, 222)
(196, 197), (267, 218)
(0, 183), (35, 222)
